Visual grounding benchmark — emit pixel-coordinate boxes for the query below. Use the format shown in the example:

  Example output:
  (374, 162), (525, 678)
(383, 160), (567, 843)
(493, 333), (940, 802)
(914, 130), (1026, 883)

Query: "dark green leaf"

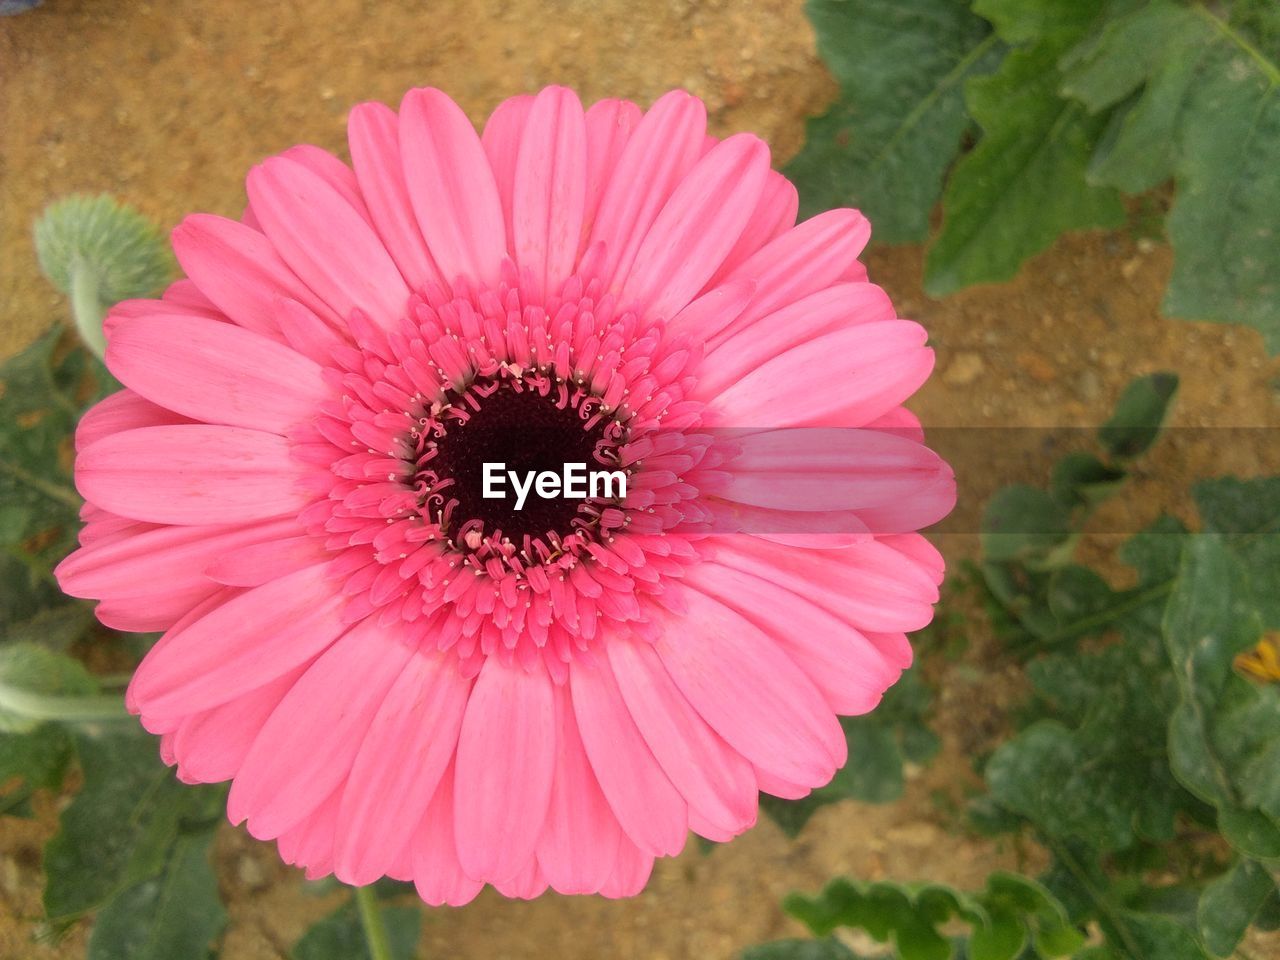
(292, 901), (421, 960)
(87, 831), (226, 960)
(1098, 372), (1178, 459)
(1198, 858), (1275, 957)
(788, 0), (1002, 241)
(0, 723), (73, 817)
(740, 939), (859, 960)
(980, 486), (1072, 565)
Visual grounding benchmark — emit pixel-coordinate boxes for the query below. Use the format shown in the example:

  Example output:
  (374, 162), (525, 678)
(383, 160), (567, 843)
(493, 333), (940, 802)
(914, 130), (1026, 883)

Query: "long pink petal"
(569, 656), (688, 857)
(513, 86), (587, 300)
(454, 656), (556, 883)
(705, 170), (798, 288)
(620, 133), (770, 319)
(228, 616), (415, 838)
(280, 144), (372, 223)
(652, 586), (846, 786)
(247, 156), (410, 330)
(348, 101), (445, 290)
(334, 651), (471, 885)
(412, 763), (484, 906)
(535, 682), (621, 894)
(128, 563), (347, 719)
(600, 836), (655, 899)
(586, 90), (706, 291)
(581, 98), (643, 250)
(608, 637), (758, 837)
(75, 390), (192, 452)
(399, 87), (506, 287)
(76, 424), (309, 525)
(481, 94), (534, 253)
(105, 314), (326, 434)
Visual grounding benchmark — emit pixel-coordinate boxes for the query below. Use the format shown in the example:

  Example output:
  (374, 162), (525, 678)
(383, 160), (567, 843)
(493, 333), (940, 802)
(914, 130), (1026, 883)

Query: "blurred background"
(2, 2), (1279, 959)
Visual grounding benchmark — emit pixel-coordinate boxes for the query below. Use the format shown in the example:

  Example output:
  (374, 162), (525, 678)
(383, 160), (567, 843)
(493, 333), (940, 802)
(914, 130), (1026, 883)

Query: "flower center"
(414, 373), (628, 552)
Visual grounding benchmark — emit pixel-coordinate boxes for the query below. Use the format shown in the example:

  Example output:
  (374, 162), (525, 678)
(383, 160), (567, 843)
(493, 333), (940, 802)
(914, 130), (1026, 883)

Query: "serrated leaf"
(787, 0), (1002, 241)
(292, 900), (421, 960)
(1198, 858), (1275, 957)
(43, 729), (224, 921)
(87, 831), (227, 960)
(1098, 372), (1178, 459)
(924, 0), (1124, 295)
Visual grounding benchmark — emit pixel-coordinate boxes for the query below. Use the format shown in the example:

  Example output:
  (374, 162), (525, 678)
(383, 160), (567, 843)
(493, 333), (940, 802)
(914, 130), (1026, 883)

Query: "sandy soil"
(3, 1), (1280, 958)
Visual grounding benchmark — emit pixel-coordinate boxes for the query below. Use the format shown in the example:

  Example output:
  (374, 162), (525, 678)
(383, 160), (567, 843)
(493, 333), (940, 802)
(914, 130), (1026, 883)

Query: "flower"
(56, 86), (955, 903)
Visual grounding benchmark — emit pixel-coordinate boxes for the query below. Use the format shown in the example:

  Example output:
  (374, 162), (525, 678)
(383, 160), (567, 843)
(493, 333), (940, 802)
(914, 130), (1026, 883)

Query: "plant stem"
(69, 265), (107, 359)
(354, 884), (393, 960)
(0, 684), (128, 723)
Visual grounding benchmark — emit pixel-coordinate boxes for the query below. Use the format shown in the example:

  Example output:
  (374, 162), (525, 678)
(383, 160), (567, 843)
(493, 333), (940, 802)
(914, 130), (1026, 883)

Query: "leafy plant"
(790, 0), (1280, 350)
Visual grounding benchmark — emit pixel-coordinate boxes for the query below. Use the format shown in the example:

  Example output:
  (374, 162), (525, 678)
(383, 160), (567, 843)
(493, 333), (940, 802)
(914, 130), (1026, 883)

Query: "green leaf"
(0, 723), (73, 817)
(924, 0), (1124, 295)
(0, 642), (98, 732)
(292, 901), (422, 960)
(1098, 372), (1178, 459)
(43, 729), (225, 922)
(1198, 858), (1276, 957)
(87, 831), (227, 960)
(1063, 0), (1280, 351)
(980, 486), (1072, 565)
(787, 0), (1002, 241)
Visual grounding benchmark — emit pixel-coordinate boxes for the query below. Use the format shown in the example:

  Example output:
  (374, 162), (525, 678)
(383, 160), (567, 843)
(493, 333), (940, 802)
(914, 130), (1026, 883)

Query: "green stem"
(69, 265), (107, 359)
(0, 683), (128, 723)
(354, 884), (393, 960)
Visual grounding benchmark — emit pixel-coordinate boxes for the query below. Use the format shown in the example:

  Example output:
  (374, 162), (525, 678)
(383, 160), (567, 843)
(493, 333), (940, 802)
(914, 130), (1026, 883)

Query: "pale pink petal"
(399, 87), (507, 287)
(412, 762), (484, 907)
(684, 562), (900, 715)
(492, 859), (548, 900)
(880, 533), (946, 585)
(281, 144), (373, 223)
(705, 171), (798, 287)
(334, 651), (471, 885)
(161, 278), (222, 315)
(755, 767), (811, 801)
(228, 616), (415, 838)
(171, 214), (339, 336)
(276, 787), (341, 878)
(652, 586), (845, 786)
(706, 321), (934, 428)
(864, 631), (915, 670)
(697, 282), (896, 396)
(665, 278), (754, 339)
(608, 637), (758, 837)
(105, 314), (326, 434)
(481, 94), (534, 252)
(581, 98), (643, 249)
(454, 656), (556, 883)
(587, 90), (706, 291)
(865, 406), (926, 443)
(513, 86), (587, 300)
(569, 656), (688, 857)
(620, 133), (770, 319)
(600, 837), (655, 899)
(128, 563), (347, 719)
(76, 425), (309, 525)
(75, 390), (192, 452)
(348, 101), (445, 290)
(535, 682), (621, 894)
(247, 156), (410, 330)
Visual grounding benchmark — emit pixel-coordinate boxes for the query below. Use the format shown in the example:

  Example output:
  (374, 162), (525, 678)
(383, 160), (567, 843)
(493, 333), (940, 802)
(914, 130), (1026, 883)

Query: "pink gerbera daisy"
(55, 86), (955, 903)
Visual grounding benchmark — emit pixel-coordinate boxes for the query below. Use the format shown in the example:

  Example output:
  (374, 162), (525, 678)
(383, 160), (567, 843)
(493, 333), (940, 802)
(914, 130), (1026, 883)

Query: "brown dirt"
(3, 1), (1280, 959)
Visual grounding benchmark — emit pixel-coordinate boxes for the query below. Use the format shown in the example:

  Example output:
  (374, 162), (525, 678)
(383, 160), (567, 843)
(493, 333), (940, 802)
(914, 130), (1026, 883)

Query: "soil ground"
(3, 2), (1280, 958)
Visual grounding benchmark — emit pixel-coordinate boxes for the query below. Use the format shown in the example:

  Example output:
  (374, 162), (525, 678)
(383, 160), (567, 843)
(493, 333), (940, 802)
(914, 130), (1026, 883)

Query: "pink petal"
(453, 656), (556, 883)
(600, 837), (655, 899)
(348, 101), (445, 290)
(705, 170), (798, 288)
(481, 94), (534, 252)
(608, 637), (758, 838)
(709, 209), (871, 343)
(399, 87), (507, 287)
(76, 424), (309, 525)
(865, 406), (926, 443)
(581, 98), (643, 248)
(228, 616), (415, 838)
(653, 585), (846, 785)
(706, 321), (934, 428)
(586, 90), (706, 291)
(204, 535), (330, 587)
(276, 787), (341, 877)
(535, 682), (621, 894)
(569, 656), (688, 857)
(684, 562), (901, 715)
(105, 314), (326, 434)
(75, 390), (192, 452)
(513, 86), (587, 300)
(280, 144), (372, 223)
(128, 562), (347, 719)
(665, 278), (755, 340)
(697, 282), (896, 397)
(247, 156), (410, 330)
(171, 214), (339, 337)
(620, 133), (771, 319)
(412, 762), (484, 907)
(880, 533), (946, 585)
(492, 859), (548, 900)
(334, 651), (471, 885)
